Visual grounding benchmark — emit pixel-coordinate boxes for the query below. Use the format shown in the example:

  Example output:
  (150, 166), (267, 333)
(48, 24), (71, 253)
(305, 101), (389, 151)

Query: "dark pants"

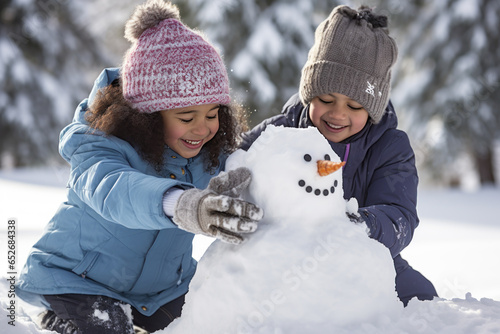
(394, 254), (438, 306)
(41, 294), (185, 334)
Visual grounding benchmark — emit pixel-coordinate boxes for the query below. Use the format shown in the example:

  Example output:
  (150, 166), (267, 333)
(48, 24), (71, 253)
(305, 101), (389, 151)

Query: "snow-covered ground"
(0, 166), (499, 333)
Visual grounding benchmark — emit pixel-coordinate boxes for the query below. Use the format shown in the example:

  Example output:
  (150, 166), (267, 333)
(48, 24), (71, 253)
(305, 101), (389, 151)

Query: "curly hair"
(85, 78), (248, 173)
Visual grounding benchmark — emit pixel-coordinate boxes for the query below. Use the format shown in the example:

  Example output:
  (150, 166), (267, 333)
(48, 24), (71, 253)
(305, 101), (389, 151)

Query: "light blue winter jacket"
(17, 68), (224, 315)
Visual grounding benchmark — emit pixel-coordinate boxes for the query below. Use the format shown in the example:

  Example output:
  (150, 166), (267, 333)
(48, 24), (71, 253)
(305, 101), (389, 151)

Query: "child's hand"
(346, 197), (364, 224)
(345, 198), (372, 236)
(174, 168), (264, 244)
(346, 211), (364, 224)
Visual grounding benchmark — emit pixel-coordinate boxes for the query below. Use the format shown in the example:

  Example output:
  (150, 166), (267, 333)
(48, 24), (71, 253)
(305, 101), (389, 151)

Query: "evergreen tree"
(0, 0), (106, 167)
(75, 0), (141, 63)
(390, 0), (500, 186)
(5, 0), (496, 187)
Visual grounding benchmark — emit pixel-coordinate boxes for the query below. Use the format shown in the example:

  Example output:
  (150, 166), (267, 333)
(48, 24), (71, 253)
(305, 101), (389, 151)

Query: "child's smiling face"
(161, 103), (220, 159)
(309, 93), (369, 143)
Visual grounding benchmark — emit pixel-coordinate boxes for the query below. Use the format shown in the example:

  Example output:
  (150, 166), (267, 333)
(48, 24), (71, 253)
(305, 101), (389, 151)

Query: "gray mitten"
(173, 167), (263, 244)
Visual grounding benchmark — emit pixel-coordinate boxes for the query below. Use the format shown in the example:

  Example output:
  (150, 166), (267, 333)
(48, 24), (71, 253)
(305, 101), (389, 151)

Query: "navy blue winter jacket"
(241, 93), (418, 259)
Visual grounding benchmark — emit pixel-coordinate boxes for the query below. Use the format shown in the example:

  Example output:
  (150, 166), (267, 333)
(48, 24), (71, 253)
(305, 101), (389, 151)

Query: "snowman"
(167, 125), (401, 334)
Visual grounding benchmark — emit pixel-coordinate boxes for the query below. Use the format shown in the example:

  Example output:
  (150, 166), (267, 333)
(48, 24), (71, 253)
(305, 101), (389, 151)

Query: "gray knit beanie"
(299, 5), (398, 124)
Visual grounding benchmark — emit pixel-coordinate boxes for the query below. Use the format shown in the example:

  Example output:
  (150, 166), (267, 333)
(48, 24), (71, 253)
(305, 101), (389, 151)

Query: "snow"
(191, 0), (237, 23)
(453, 0), (479, 20)
(93, 309), (110, 322)
(1, 126), (500, 333)
(232, 52), (277, 103)
(167, 126), (401, 333)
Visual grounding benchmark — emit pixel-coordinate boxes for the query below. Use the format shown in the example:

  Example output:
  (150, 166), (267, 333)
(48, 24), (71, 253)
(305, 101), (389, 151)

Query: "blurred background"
(1, 0), (499, 189)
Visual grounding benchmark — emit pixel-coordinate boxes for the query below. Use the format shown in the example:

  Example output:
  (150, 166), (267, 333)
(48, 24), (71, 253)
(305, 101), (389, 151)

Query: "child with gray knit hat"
(241, 5), (438, 307)
(17, 1), (262, 333)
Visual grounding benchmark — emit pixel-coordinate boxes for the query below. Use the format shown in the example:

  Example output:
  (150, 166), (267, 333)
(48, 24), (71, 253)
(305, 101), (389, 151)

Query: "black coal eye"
(324, 154), (330, 161)
(304, 154), (312, 162)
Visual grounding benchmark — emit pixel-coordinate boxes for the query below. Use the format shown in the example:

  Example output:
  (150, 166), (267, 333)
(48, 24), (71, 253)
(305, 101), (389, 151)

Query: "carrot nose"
(317, 160), (346, 176)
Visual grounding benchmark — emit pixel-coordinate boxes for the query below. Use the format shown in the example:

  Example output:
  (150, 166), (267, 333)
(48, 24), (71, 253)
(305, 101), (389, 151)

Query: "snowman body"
(167, 125), (401, 334)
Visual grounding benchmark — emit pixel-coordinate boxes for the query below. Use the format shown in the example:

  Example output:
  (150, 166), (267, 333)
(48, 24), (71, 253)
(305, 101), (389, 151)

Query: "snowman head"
(227, 125), (347, 222)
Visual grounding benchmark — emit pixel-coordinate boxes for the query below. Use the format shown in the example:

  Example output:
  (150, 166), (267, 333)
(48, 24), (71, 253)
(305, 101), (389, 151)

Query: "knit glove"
(173, 167), (263, 244)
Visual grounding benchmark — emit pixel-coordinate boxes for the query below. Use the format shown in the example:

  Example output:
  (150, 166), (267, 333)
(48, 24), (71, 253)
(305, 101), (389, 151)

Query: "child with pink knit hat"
(17, 1), (262, 333)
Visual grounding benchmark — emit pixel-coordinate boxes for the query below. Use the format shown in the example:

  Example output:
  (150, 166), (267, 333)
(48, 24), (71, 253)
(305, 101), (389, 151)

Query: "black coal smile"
(298, 179), (338, 196)
(299, 153), (340, 196)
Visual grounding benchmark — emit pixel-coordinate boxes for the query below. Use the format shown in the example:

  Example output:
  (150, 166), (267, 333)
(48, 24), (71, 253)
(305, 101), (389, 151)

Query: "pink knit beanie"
(122, 0), (230, 113)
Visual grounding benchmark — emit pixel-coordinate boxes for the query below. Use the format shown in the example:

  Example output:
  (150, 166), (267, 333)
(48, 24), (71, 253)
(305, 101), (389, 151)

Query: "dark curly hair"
(85, 78), (248, 173)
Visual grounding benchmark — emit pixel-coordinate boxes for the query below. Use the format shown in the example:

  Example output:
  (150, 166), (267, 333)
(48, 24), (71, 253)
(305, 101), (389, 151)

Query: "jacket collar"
(163, 147), (195, 167)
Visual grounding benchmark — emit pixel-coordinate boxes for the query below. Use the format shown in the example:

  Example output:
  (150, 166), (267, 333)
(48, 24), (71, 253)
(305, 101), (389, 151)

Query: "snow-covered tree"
(389, 0), (500, 186)
(0, 0), (107, 167)
(74, 0), (141, 63)
(4, 0), (497, 188)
